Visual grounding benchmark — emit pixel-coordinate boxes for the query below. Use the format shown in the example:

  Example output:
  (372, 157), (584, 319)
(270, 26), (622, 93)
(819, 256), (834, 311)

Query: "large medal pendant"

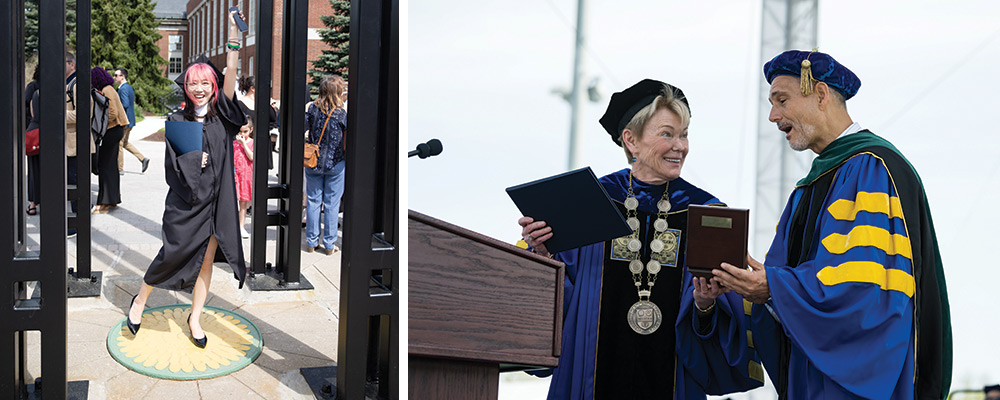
(627, 300), (662, 335)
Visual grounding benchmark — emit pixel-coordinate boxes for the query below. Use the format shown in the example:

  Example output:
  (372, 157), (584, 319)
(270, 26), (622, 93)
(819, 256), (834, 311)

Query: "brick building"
(153, 1), (189, 82)
(183, 0), (337, 99)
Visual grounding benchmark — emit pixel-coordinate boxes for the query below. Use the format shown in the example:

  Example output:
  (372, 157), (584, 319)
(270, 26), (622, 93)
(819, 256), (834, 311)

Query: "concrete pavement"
(23, 115), (342, 399)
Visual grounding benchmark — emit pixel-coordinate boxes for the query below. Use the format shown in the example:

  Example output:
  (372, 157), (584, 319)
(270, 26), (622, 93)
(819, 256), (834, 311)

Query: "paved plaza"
(22, 115), (342, 399)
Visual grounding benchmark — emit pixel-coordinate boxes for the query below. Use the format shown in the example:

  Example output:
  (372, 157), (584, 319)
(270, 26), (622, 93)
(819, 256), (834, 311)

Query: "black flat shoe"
(187, 314), (207, 348)
(126, 294), (141, 335)
(141, 158), (150, 173)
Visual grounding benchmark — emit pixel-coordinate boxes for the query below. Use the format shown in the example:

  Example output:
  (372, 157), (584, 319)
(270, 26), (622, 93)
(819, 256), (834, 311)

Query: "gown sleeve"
(675, 286), (763, 394)
(216, 92), (248, 135)
(764, 154), (915, 399)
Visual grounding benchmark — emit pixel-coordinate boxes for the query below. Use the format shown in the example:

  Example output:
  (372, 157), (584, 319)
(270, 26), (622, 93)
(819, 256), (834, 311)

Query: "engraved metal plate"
(657, 199), (671, 212)
(629, 260), (644, 274)
(627, 238), (642, 252)
(702, 215), (733, 229)
(611, 235), (635, 261)
(627, 217), (640, 231)
(653, 218), (668, 232)
(646, 259), (661, 274)
(650, 229), (681, 267)
(624, 197), (639, 210)
(650, 239), (664, 253)
(627, 300), (662, 335)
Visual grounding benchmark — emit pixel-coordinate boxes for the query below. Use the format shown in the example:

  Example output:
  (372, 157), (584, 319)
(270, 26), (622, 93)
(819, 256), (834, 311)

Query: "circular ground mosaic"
(107, 304), (263, 380)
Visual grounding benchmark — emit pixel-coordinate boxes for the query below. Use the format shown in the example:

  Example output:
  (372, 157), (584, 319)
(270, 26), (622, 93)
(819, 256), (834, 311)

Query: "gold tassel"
(800, 59), (814, 96)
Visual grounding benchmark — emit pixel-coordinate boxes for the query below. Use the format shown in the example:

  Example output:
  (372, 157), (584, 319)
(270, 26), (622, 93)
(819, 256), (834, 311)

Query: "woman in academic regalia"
(124, 10), (248, 348)
(517, 80), (762, 399)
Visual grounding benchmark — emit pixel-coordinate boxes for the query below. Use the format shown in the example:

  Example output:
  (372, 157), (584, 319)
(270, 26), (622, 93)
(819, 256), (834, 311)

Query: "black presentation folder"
(506, 167), (632, 254)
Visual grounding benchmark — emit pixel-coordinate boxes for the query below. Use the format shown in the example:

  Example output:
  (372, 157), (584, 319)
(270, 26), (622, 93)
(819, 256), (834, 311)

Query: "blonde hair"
(622, 85), (690, 163)
(316, 75), (346, 114)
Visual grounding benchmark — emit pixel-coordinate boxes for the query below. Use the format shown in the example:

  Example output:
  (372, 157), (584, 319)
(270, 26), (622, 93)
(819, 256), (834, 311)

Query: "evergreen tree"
(90, 0), (172, 112)
(25, 0), (78, 61)
(308, 0), (350, 95)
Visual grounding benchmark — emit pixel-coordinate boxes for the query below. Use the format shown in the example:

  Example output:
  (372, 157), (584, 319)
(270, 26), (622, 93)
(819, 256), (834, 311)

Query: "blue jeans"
(305, 160), (345, 249)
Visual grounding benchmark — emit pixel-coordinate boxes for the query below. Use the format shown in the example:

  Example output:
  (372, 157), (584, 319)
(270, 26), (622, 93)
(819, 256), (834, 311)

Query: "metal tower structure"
(753, 0), (819, 256)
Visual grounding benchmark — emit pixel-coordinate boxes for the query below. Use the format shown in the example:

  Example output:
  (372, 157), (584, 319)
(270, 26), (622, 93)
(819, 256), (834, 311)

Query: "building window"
(170, 34), (183, 52)
(169, 57), (183, 74)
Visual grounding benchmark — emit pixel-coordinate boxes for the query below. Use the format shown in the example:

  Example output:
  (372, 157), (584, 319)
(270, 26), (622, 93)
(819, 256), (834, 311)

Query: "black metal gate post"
(298, 0), (398, 397)
(1, 0), (74, 398)
(248, 0), (274, 282)
(247, 0), (313, 291)
(66, 0), (100, 299)
(337, 0), (400, 398)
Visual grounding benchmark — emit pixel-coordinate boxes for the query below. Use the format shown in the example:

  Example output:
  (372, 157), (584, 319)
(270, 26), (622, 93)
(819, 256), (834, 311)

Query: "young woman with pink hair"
(124, 10), (248, 349)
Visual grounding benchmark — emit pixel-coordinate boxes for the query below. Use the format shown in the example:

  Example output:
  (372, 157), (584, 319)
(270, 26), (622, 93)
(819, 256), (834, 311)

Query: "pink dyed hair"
(182, 63), (219, 108)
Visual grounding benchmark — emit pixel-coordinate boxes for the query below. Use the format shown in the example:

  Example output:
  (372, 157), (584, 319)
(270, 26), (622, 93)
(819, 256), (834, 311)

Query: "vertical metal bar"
(38, 0), (69, 397)
(339, 0), (398, 397)
(384, 1), (399, 397)
(14, 0), (26, 251)
(0, 0), (18, 395)
(250, 0), (274, 275)
(276, 0), (306, 282)
(73, 0), (93, 280)
(566, 0), (587, 170)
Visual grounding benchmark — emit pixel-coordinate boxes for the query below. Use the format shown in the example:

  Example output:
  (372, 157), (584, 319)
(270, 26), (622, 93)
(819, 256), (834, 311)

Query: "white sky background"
(407, 0), (1000, 396)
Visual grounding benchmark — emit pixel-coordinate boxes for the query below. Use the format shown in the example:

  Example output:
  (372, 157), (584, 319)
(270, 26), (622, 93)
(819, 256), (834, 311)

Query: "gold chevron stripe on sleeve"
(827, 192), (904, 221)
(816, 261), (915, 297)
(822, 225), (912, 259)
(749, 361), (765, 383)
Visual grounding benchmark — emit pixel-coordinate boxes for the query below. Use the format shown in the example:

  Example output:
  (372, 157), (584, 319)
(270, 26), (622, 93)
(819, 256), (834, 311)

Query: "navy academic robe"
(737, 131), (951, 399)
(540, 168), (763, 400)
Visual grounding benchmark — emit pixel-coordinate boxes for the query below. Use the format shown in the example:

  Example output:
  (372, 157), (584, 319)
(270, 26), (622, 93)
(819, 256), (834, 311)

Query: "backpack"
(66, 78), (110, 146)
(90, 89), (109, 146)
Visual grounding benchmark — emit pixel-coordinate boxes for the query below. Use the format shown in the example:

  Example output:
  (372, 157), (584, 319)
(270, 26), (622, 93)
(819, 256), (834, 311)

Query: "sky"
(407, 0), (1000, 396)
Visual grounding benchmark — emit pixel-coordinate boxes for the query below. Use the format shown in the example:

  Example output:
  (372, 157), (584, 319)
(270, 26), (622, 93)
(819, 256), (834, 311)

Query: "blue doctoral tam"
(763, 50), (861, 100)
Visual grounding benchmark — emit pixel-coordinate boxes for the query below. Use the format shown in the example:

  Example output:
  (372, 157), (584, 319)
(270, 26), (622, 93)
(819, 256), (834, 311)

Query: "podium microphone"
(408, 139), (443, 159)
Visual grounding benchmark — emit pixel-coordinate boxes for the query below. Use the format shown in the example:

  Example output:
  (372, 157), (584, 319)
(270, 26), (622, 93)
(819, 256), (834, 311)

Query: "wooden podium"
(409, 210), (564, 400)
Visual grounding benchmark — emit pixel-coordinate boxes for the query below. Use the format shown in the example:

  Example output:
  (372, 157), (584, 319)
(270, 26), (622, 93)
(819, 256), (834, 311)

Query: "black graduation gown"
(144, 95), (248, 291)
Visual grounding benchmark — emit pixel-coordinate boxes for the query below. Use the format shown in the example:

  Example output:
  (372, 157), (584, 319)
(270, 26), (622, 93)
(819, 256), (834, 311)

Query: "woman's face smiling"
(624, 107), (689, 185)
(187, 78), (214, 108)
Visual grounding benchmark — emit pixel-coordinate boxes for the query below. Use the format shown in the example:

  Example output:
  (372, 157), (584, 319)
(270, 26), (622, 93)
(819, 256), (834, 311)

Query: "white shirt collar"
(835, 122), (863, 141)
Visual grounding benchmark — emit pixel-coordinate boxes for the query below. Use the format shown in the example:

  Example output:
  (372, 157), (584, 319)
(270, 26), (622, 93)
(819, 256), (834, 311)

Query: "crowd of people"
(26, 42), (347, 254)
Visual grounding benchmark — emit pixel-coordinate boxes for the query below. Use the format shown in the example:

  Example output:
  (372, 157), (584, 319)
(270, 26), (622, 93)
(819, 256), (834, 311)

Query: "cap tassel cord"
(800, 59), (814, 96)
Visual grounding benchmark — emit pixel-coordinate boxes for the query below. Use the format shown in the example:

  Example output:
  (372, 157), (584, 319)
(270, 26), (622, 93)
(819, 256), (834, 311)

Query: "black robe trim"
(593, 200), (686, 399)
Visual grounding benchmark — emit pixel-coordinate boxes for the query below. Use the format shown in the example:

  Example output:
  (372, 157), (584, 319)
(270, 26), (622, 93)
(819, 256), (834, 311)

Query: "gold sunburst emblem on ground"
(107, 305), (263, 380)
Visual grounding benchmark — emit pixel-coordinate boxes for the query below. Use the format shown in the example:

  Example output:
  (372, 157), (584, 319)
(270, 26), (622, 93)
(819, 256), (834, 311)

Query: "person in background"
(25, 67), (41, 215)
(234, 117), (254, 238)
(236, 75), (277, 170)
(986, 385), (1000, 400)
(64, 51), (97, 235)
(303, 75), (347, 255)
(114, 68), (150, 174)
(91, 67), (129, 214)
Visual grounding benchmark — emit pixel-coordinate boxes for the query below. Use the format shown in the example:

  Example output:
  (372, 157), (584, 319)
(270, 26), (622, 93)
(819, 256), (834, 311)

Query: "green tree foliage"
(91, 0), (172, 112)
(308, 0), (350, 95)
(25, 0), (171, 112)
(25, 0), (78, 61)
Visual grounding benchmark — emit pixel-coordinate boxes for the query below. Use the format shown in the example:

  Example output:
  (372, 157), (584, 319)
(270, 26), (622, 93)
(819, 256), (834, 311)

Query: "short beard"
(787, 124), (815, 152)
